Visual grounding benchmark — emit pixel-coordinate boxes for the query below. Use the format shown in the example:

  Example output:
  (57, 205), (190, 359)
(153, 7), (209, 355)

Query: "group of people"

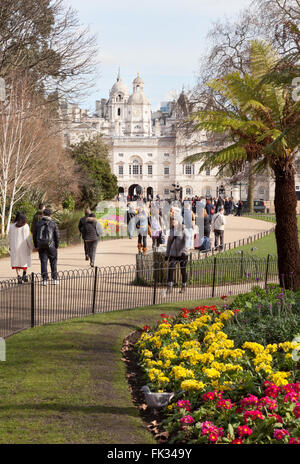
(8, 205), (103, 285)
(8, 204), (59, 285)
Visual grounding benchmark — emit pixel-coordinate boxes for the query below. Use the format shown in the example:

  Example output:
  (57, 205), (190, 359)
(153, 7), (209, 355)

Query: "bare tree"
(0, 76), (63, 235)
(0, 0), (99, 103)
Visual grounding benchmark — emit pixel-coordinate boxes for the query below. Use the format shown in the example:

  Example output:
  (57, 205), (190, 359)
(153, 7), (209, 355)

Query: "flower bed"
(135, 291), (300, 444)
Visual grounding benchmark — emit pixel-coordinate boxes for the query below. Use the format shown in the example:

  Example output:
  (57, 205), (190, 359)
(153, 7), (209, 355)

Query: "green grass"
(0, 298), (219, 444)
(221, 215), (300, 258)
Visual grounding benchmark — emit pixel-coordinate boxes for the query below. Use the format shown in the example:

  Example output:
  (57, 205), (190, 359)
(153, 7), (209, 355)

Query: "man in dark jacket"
(82, 213), (102, 267)
(31, 203), (45, 236)
(33, 209), (60, 286)
(78, 208), (91, 260)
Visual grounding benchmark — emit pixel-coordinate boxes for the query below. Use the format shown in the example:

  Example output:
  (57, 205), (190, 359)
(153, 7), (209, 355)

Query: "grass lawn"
(220, 215), (300, 258)
(0, 298), (220, 444)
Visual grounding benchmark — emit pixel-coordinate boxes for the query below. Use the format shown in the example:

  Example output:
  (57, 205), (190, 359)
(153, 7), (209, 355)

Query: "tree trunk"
(274, 161), (300, 289)
(247, 161), (255, 214)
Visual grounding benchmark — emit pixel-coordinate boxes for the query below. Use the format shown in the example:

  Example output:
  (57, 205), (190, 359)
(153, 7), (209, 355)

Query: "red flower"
(221, 295), (228, 300)
(143, 325), (150, 331)
(237, 425), (253, 437)
(232, 438), (243, 444)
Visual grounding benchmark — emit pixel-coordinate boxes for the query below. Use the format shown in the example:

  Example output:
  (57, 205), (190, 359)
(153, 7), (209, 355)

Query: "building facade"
(60, 71), (282, 203)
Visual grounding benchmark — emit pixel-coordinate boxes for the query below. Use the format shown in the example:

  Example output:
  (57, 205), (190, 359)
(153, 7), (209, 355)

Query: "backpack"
(212, 213), (224, 231)
(37, 221), (54, 249)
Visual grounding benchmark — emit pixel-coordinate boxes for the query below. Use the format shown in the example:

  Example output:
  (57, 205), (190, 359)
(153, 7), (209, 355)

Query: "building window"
(147, 153), (152, 157)
(133, 164), (139, 175)
(164, 153), (169, 158)
(164, 166), (170, 176)
(118, 165), (124, 175)
(118, 153), (124, 157)
(296, 186), (300, 191)
(186, 187), (192, 196)
(185, 165), (192, 175)
(206, 187), (211, 197)
(117, 108), (121, 116)
(164, 189), (169, 195)
(206, 169), (211, 176)
(148, 165), (153, 175)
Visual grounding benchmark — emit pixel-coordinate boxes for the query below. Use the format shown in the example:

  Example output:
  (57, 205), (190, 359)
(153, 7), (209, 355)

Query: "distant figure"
(212, 207), (226, 251)
(165, 218), (189, 294)
(82, 213), (103, 267)
(127, 203), (136, 239)
(78, 208), (91, 260)
(236, 200), (243, 217)
(136, 207), (149, 256)
(31, 203), (45, 237)
(33, 209), (60, 286)
(9, 212), (34, 284)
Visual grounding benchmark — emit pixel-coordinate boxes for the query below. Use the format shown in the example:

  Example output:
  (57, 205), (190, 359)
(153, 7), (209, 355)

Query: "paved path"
(0, 216), (274, 280)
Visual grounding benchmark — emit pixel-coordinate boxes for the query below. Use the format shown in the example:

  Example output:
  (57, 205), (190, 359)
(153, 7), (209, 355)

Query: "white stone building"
(60, 71), (288, 204)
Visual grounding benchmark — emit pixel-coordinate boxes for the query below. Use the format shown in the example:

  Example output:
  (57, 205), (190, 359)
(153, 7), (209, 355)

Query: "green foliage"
(69, 136), (118, 209)
(224, 285), (300, 345)
(62, 194), (75, 211)
(11, 197), (38, 225)
(53, 210), (84, 244)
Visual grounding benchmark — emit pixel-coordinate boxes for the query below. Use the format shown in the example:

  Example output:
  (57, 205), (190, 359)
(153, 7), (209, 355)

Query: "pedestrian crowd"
(6, 194), (243, 290)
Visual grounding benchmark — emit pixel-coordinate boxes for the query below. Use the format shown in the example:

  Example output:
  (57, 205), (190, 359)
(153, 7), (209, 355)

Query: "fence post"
(31, 272), (35, 328)
(265, 254), (270, 289)
(240, 251), (244, 278)
(153, 267), (157, 306)
(212, 256), (217, 298)
(92, 266), (98, 314)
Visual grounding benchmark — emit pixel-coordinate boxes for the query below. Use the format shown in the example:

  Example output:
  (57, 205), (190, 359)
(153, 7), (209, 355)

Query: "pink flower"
(268, 413), (283, 424)
(232, 438), (243, 444)
(180, 415), (195, 425)
(201, 421), (218, 436)
(273, 429), (290, 440)
(258, 397), (277, 411)
(216, 398), (235, 410)
(293, 404), (300, 419)
(177, 400), (191, 411)
(209, 432), (219, 443)
(244, 410), (264, 423)
(288, 437), (300, 444)
(237, 425), (253, 437)
(240, 395), (259, 409)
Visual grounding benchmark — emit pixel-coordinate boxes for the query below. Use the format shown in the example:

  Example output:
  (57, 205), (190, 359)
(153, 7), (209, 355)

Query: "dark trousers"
(214, 230), (224, 249)
(38, 246), (58, 281)
(85, 240), (98, 265)
(168, 255), (188, 286)
(84, 240), (88, 257)
(138, 234), (147, 248)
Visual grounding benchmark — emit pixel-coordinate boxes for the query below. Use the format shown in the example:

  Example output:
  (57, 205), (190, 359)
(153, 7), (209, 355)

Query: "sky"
(66, 0), (253, 111)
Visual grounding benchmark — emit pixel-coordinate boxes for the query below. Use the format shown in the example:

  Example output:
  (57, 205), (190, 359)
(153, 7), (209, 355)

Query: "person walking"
(8, 212), (34, 284)
(126, 203), (136, 239)
(212, 207), (226, 251)
(82, 213), (103, 267)
(165, 218), (190, 294)
(30, 203), (45, 237)
(136, 207), (149, 256)
(78, 208), (91, 260)
(236, 200), (243, 217)
(150, 207), (162, 250)
(33, 209), (60, 286)
(183, 203), (195, 249)
(216, 196), (224, 213)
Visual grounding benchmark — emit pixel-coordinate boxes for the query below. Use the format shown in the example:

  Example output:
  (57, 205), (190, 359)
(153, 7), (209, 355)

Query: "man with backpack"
(212, 207), (226, 251)
(33, 209), (60, 286)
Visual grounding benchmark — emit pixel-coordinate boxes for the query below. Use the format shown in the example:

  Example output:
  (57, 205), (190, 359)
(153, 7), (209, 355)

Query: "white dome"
(110, 76), (129, 97)
(128, 92), (149, 105)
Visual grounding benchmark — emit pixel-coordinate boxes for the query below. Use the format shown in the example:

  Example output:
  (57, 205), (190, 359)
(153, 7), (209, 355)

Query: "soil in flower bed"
(122, 330), (169, 443)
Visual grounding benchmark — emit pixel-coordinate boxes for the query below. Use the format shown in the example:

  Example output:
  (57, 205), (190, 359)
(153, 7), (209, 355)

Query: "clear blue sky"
(66, 0), (252, 111)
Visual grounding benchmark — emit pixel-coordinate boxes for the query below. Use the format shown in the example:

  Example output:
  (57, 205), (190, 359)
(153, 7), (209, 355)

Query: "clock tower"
(125, 73), (151, 137)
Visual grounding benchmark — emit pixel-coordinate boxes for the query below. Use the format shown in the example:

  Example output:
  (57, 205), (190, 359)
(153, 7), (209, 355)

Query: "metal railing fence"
(0, 255), (279, 338)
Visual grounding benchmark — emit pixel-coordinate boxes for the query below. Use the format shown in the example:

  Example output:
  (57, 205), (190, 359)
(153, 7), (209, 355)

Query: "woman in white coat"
(8, 212), (34, 283)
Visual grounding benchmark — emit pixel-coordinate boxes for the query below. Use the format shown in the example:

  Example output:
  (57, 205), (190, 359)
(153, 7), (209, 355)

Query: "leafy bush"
(224, 286), (300, 345)
(62, 194), (75, 211)
(53, 210), (84, 244)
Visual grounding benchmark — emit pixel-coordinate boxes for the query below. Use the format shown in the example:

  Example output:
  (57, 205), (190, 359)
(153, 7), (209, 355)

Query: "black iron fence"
(0, 255), (279, 339)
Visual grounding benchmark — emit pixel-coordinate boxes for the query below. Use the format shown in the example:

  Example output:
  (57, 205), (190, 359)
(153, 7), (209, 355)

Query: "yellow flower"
(202, 367), (221, 379)
(181, 379), (206, 391)
(171, 365), (195, 381)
